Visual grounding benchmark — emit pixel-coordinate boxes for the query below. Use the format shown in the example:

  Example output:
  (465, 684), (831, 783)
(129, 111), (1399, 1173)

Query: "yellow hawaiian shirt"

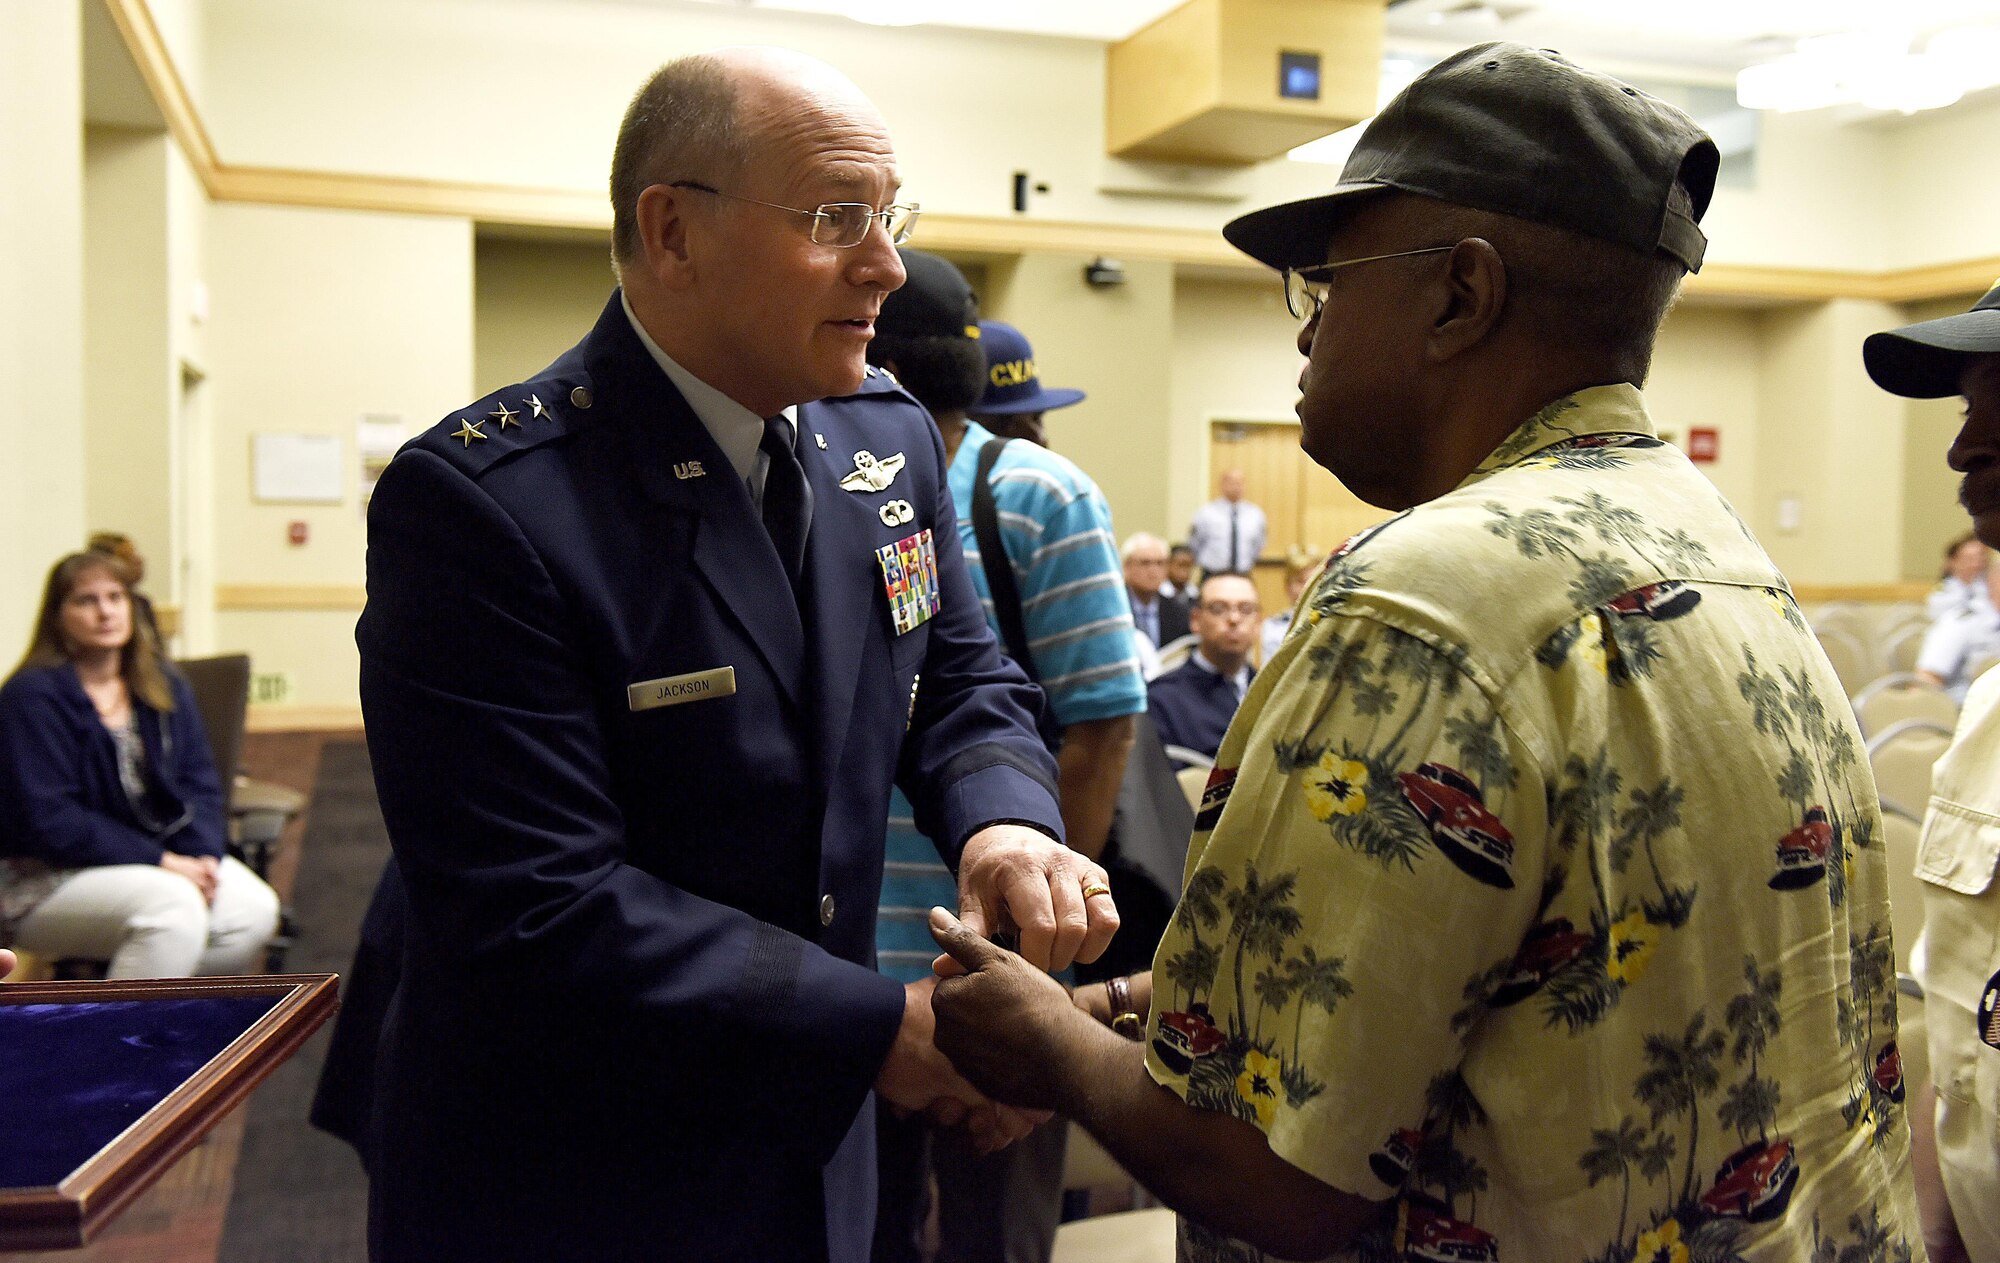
(1147, 385), (1924, 1263)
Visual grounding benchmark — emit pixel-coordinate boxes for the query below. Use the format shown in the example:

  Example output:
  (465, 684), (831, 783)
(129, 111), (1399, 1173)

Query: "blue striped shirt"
(875, 422), (1146, 982)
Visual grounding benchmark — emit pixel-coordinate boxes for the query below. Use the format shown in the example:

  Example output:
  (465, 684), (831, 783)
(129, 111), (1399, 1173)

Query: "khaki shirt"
(1915, 665), (2000, 1261)
(1148, 386), (1924, 1262)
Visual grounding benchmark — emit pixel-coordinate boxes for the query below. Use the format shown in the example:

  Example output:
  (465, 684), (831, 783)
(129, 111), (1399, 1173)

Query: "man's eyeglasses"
(1282, 246), (1454, 320)
(670, 181), (921, 248)
(1198, 601), (1262, 620)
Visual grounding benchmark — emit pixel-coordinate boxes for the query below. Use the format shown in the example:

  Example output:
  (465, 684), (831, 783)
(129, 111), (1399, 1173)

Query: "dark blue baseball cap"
(970, 321), (1085, 417)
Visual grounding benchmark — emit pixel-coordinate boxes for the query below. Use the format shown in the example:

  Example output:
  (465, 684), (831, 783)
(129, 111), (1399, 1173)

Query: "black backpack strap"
(972, 437), (1038, 681)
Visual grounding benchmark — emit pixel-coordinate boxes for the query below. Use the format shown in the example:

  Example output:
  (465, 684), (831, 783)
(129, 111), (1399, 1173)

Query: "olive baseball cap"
(1223, 42), (1720, 274)
(1863, 282), (2000, 399)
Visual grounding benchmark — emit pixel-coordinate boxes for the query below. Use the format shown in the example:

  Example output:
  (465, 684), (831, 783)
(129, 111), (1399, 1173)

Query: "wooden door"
(1207, 419), (1390, 613)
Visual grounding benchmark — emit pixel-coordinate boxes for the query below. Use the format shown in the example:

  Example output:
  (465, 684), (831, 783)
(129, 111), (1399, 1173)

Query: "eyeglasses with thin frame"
(1282, 246), (1455, 321)
(1197, 601), (1262, 620)
(669, 181), (921, 248)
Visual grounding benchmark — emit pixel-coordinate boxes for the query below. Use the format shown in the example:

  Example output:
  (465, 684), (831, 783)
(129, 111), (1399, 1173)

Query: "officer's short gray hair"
(610, 55), (747, 268)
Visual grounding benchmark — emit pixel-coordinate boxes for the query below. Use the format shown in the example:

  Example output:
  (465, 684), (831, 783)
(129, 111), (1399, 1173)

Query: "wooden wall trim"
(1790, 582), (1935, 604)
(215, 584), (366, 611)
(108, 0), (2000, 303)
(246, 704), (363, 734)
(104, 0), (219, 178)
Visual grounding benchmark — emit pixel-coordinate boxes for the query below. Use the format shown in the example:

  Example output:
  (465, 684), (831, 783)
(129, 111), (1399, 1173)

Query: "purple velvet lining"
(0, 996), (278, 1189)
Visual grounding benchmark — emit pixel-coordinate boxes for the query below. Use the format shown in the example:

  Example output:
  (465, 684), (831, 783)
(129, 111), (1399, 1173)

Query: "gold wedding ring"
(1081, 881), (1112, 900)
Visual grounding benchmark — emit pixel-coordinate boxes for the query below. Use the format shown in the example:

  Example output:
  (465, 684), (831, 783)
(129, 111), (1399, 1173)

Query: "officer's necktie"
(1228, 504), (1240, 573)
(760, 414), (812, 586)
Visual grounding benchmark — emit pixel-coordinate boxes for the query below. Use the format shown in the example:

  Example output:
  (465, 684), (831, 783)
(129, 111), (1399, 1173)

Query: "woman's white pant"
(12, 856), (280, 977)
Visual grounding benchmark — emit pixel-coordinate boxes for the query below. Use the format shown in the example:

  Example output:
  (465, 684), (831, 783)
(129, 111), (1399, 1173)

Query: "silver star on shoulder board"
(837, 449), (906, 493)
(489, 401), (521, 430)
(527, 394), (552, 421)
(450, 419), (488, 447)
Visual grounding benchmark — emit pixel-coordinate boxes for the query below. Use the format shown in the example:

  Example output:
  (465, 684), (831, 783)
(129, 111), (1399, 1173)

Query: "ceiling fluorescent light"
(1735, 56), (1844, 112)
(1854, 55), (1965, 114)
(1926, 25), (2000, 92)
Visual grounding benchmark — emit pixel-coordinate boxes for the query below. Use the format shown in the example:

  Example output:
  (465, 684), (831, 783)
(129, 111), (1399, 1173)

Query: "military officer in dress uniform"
(342, 48), (1118, 1263)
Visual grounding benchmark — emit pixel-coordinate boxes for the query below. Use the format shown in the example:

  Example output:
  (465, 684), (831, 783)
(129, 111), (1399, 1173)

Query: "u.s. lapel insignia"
(876, 528), (941, 635)
(527, 393), (552, 421)
(838, 449), (906, 493)
(814, 432), (828, 449)
(450, 418), (488, 447)
(489, 401), (521, 430)
(878, 499), (914, 527)
(673, 460), (706, 480)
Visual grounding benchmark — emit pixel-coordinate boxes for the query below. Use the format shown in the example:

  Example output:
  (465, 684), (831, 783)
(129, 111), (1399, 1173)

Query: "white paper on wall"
(252, 433), (344, 503)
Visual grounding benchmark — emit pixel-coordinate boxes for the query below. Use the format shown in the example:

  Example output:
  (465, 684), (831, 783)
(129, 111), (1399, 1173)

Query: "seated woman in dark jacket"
(0, 552), (278, 977)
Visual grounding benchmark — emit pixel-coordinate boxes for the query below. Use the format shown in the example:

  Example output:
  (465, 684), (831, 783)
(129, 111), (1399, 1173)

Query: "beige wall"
(166, 142), (215, 651)
(983, 253), (1176, 539)
(1753, 299), (1908, 585)
(1644, 305), (1763, 513)
(2, 0), (87, 650)
(193, 0), (1343, 235)
(1169, 276), (1304, 537)
(205, 202), (473, 704)
(84, 126), (174, 592)
(1884, 94), (2000, 273)
(474, 238), (615, 396)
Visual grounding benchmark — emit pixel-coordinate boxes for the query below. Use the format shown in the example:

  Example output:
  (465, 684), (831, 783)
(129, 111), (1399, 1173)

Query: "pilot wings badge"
(838, 449), (906, 494)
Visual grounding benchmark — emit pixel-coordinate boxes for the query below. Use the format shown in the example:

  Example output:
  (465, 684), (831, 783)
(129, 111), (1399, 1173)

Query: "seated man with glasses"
(923, 42), (1924, 1262)
(1146, 572), (1260, 766)
(322, 46), (1117, 1263)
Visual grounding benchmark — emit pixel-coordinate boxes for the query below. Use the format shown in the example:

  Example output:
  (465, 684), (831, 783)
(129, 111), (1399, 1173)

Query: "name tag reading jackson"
(627, 666), (737, 712)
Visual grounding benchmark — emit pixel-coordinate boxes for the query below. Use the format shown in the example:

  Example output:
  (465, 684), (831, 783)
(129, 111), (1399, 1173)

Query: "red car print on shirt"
(1368, 1127), (1423, 1186)
(1605, 580), (1702, 622)
(1195, 767), (1236, 833)
(1874, 1042), (1905, 1103)
(1697, 1137), (1800, 1223)
(1401, 1195), (1499, 1262)
(1768, 806), (1834, 890)
(1151, 1007), (1226, 1076)
(1397, 762), (1517, 889)
(1490, 917), (1594, 1007)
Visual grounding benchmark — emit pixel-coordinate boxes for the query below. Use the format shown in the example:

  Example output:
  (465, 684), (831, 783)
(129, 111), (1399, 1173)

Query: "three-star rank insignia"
(450, 418), (488, 447)
(489, 401), (521, 430)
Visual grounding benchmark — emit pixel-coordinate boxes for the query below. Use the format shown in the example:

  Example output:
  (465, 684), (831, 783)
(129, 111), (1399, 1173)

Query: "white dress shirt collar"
(622, 293), (797, 496)
(1189, 648), (1251, 696)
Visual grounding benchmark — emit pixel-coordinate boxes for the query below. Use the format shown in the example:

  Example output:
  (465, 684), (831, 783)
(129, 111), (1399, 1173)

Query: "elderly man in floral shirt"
(927, 43), (1925, 1263)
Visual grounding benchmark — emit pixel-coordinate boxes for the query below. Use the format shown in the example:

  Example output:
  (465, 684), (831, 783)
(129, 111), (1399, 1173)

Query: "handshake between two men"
(870, 822), (1123, 1153)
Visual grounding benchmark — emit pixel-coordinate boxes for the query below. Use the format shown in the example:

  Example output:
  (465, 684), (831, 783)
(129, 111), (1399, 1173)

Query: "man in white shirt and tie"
(1186, 469), (1268, 577)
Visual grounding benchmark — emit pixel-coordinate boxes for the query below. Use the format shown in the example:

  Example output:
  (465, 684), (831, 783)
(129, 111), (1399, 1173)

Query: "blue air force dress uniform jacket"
(355, 294), (1062, 1263)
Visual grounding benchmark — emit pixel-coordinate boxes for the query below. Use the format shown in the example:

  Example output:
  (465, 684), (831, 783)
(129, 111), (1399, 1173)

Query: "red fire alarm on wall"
(287, 520), (309, 546)
(1686, 427), (1719, 463)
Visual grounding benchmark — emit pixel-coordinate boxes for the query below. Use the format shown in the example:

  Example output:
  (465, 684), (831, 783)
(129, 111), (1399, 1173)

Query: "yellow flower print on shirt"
(1305, 754), (1369, 821)
(1634, 1217), (1688, 1263)
(1237, 1049), (1283, 1128)
(1607, 910), (1658, 984)
(1575, 613), (1610, 676)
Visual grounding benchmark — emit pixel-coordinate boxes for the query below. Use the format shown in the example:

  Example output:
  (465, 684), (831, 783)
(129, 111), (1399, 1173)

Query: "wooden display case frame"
(0, 973), (338, 1250)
